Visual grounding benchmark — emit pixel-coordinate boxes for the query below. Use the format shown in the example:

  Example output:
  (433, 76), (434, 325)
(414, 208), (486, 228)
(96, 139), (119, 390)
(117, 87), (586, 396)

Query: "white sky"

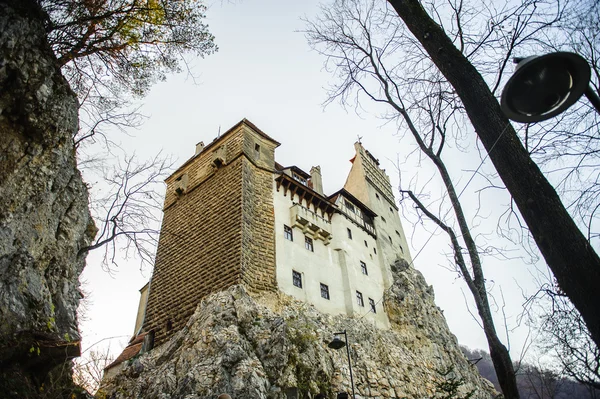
(78, 0), (548, 367)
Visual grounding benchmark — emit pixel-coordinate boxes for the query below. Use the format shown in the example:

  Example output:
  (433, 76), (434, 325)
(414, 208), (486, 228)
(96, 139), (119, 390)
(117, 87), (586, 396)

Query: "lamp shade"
(501, 52), (591, 123)
(328, 336), (346, 350)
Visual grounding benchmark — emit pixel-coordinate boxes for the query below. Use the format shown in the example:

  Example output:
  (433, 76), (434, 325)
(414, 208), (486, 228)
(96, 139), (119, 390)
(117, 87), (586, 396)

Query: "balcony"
(290, 203), (332, 245)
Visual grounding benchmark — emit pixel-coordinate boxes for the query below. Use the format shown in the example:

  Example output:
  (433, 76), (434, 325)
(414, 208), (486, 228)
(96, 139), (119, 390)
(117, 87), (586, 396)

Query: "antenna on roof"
(357, 134), (363, 144)
(218, 125), (221, 137)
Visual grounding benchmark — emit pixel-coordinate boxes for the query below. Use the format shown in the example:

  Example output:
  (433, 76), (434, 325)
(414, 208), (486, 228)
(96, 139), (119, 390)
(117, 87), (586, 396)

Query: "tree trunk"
(387, 0), (600, 349)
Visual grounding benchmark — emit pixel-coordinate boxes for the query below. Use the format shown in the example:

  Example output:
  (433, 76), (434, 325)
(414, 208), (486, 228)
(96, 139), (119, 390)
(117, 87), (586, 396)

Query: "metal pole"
(342, 331), (356, 399)
(584, 85), (600, 115)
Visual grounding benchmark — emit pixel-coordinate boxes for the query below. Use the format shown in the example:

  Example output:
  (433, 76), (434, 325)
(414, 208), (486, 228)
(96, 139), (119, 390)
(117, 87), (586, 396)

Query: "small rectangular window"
(369, 298), (377, 313)
(381, 216), (386, 223)
(305, 236), (314, 252)
(389, 235), (393, 244)
(373, 247), (377, 255)
(356, 291), (364, 307)
(292, 270), (302, 288)
(320, 283), (330, 300)
(389, 207), (393, 213)
(344, 199), (356, 213)
(360, 261), (368, 275)
(375, 193), (380, 200)
(255, 143), (261, 159)
(284, 225), (293, 241)
(396, 230), (401, 236)
(347, 228), (353, 239)
(364, 240), (368, 247)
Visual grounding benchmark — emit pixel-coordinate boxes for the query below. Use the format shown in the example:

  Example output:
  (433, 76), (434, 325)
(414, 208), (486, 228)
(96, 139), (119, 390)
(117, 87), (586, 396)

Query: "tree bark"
(387, 0), (600, 349)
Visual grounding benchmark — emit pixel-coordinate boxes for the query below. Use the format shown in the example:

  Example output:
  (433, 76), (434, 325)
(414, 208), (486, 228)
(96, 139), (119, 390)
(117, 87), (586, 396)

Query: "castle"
(130, 118), (412, 350)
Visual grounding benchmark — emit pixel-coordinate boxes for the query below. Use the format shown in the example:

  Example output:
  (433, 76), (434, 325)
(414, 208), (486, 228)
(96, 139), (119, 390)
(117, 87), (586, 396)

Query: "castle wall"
(143, 155), (245, 345)
(143, 121), (278, 345)
(274, 185), (390, 328)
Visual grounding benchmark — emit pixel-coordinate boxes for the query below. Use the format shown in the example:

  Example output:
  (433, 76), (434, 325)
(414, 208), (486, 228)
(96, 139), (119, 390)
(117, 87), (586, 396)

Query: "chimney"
(195, 141), (205, 156)
(310, 166), (324, 195)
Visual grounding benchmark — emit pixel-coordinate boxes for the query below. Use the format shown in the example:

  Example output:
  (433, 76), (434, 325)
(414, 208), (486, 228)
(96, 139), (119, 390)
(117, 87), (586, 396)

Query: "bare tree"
(72, 347), (115, 394)
(385, 0), (600, 348)
(306, 1), (521, 397)
(525, 280), (600, 391)
(80, 152), (174, 271)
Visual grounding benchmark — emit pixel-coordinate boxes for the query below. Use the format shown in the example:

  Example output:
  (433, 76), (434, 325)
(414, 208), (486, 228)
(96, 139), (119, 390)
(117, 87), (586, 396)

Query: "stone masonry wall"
(143, 156), (244, 346)
(144, 122), (279, 345)
(240, 159), (277, 293)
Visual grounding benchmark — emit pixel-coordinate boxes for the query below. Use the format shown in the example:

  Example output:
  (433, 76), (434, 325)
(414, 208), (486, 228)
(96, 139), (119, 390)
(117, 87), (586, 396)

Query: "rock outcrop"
(0, 0), (95, 395)
(101, 261), (495, 399)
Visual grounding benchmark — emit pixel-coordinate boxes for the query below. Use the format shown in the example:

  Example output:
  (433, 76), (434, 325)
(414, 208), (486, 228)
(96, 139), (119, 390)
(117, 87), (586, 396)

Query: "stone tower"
(142, 119), (280, 345)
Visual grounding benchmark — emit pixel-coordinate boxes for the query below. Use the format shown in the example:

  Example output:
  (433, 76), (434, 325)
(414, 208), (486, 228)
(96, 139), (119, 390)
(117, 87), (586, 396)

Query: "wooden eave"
(275, 173), (336, 219)
(328, 188), (378, 218)
(279, 165), (311, 180)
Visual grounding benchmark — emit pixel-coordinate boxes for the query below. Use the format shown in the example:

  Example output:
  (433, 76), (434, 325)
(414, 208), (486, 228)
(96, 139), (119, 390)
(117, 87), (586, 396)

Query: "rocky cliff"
(101, 260), (495, 399)
(0, 0), (95, 395)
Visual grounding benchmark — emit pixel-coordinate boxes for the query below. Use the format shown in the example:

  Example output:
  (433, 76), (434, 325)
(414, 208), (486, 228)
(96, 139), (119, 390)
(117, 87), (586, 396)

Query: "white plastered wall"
(273, 179), (390, 328)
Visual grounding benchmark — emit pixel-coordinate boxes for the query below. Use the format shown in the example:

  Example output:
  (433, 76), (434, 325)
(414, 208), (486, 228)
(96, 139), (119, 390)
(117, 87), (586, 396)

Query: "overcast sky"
(79, 0), (547, 367)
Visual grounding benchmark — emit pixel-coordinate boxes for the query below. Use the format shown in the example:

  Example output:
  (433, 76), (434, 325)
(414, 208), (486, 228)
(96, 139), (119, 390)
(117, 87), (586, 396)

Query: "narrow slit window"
(369, 298), (377, 313)
(284, 225), (293, 241)
(360, 261), (368, 275)
(292, 270), (302, 288)
(347, 228), (353, 239)
(305, 236), (314, 252)
(254, 143), (261, 159)
(356, 291), (364, 307)
(320, 283), (330, 300)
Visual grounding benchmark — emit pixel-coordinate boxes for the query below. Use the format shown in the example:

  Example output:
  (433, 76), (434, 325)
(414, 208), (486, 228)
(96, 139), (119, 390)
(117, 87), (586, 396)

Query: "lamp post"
(328, 330), (356, 399)
(501, 52), (600, 123)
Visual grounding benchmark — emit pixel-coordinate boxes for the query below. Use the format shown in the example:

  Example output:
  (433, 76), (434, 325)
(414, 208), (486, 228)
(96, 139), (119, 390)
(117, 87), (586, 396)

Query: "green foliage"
(42, 0), (218, 98)
(434, 366), (475, 399)
(29, 345), (41, 356)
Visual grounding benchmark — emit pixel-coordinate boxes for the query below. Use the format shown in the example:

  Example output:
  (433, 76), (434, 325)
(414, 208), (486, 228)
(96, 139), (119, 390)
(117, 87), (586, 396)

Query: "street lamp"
(328, 330), (356, 399)
(501, 52), (600, 123)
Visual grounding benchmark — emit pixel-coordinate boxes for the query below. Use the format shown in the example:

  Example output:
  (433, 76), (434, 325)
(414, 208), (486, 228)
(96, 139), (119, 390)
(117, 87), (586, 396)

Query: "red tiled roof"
(104, 332), (148, 371)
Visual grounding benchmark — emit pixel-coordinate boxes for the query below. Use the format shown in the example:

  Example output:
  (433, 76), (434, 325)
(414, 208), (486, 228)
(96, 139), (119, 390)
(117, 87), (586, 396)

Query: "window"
(375, 193), (380, 200)
(389, 207), (393, 213)
(305, 236), (314, 252)
(399, 244), (404, 253)
(389, 235), (393, 244)
(292, 270), (302, 288)
(373, 247), (377, 254)
(381, 216), (386, 223)
(344, 199), (356, 213)
(292, 172), (307, 186)
(364, 240), (368, 247)
(284, 225), (293, 241)
(347, 228), (353, 239)
(356, 291), (364, 307)
(396, 230), (401, 237)
(255, 143), (261, 159)
(360, 261), (368, 275)
(320, 283), (330, 300)
(369, 298), (377, 313)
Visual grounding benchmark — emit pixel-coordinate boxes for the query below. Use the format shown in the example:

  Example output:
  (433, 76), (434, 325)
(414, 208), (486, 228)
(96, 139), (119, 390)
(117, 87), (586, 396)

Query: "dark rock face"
(0, 0), (95, 394)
